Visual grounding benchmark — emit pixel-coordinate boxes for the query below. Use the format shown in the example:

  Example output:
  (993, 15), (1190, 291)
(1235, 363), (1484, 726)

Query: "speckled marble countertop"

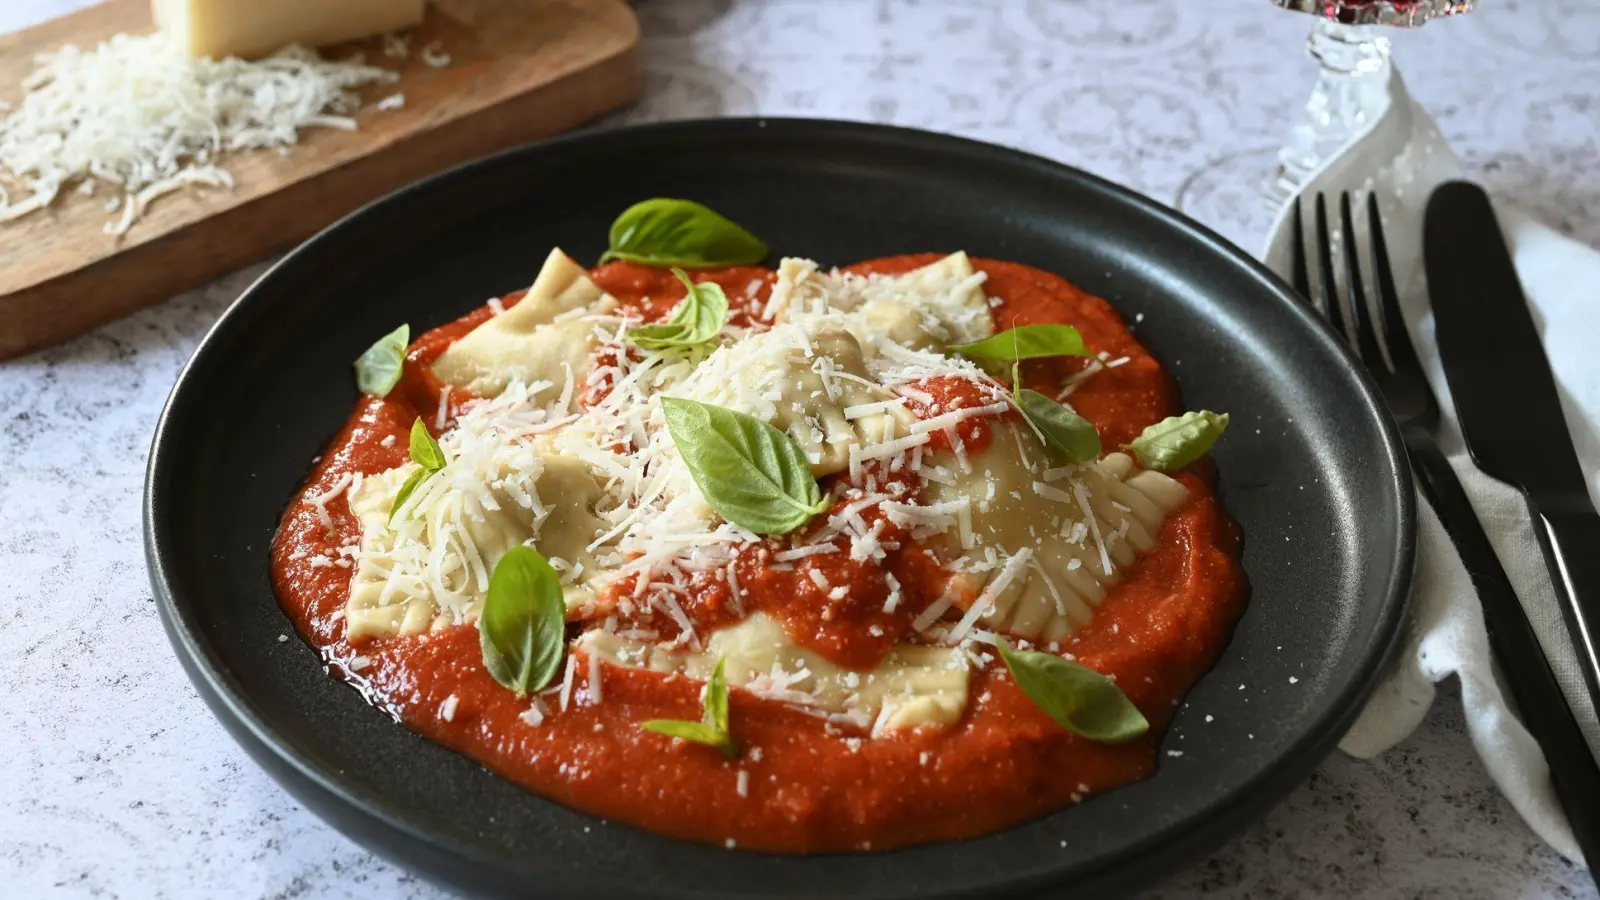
(3, 0), (1597, 897)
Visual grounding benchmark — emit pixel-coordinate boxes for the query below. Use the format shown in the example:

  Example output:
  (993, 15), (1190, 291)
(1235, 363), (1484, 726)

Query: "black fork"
(1294, 193), (1600, 875)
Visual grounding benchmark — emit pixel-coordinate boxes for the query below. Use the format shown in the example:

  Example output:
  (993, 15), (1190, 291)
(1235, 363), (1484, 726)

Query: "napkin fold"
(1259, 68), (1600, 866)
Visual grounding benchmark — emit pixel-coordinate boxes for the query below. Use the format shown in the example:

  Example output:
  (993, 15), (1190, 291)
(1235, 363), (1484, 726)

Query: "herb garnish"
(478, 545), (568, 697)
(354, 324), (409, 397)
(642, 656), (737, 758)
(601, 198), (767, 269)
(998, 642), (1149, 743)
(626, 268), (729, 350)
(951, 324), (1090, 371)
(659, 397), (829, 535)
(1015, 388), (1102, 465)
(1125, 411), (1229, 471)
(388, 418), (447, 525)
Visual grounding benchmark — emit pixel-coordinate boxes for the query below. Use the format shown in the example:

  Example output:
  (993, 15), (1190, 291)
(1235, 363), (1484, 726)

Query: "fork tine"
(1314, 194), (1345, 341)
(1340, 192), (1385, 368)
(1290, 195), (1312, 299)
(1366, 193), (1425, 381)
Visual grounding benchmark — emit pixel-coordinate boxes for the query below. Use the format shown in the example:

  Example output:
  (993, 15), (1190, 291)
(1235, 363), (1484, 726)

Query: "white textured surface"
(2, 1), (1597, 897)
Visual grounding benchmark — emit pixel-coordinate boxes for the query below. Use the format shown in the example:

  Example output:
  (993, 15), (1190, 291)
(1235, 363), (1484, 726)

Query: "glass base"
(1266, 20), (1393, 207)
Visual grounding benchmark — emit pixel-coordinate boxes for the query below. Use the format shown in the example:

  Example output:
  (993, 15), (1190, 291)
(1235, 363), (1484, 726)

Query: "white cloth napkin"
(1259, 67), (1600, 866)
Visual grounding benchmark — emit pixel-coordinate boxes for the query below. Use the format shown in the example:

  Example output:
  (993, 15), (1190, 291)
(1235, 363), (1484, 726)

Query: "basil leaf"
(642, 657), (738, 757)
(703, 655), (730, 736)
(478, 545), (568, 697)
(386, 467), (431, 526)
(1016, 389), (1101, 465)
(1125, 410), (1229, 471)
(999, 645), (1148, 743)
(600, 198), (767, 269)
(951, 324), (1089, 364)
(641, 720), (733, 752)
(627, 268), (729, 350)
(659, 397), (828, 535)
(354, 324), (409, 397)
(409, 418), (447, 471)
(389, 418), (448, 524)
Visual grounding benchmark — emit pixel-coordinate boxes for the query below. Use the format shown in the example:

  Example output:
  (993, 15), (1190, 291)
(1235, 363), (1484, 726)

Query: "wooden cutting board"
(0, 0), (640, 360)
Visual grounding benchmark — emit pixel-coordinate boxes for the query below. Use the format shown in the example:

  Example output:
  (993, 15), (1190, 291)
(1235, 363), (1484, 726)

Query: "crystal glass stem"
(1269, 19), (1393, 205)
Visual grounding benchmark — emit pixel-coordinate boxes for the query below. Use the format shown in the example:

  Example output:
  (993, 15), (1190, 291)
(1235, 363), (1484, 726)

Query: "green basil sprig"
(1016, 388), (1102, 465)
(999, 643), (1148, 743)
(627, 268), (729, 350)
(1125, 410), (1229, 471)
(601, 198), (767, 269)
(354, 324), (409, 397)
(642, 656), (737, 758)
(478, 545), (568, 697)
(659, 397), (829, 535)
(388, 418), (447, 524)
(951, 324), (1090, 370)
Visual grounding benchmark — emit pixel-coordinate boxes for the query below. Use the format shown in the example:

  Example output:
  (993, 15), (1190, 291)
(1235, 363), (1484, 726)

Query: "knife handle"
(1409, 437), (1600, 869)
(1526, 497), (1600, 712)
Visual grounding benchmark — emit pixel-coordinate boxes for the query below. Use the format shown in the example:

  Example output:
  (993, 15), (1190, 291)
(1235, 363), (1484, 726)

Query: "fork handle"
(1526, 499), (1600, 716)
(1409, 436), (1600, 870)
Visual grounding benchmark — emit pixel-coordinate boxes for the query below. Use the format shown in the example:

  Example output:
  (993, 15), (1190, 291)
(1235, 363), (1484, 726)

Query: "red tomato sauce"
(270, 255), (1245, 853)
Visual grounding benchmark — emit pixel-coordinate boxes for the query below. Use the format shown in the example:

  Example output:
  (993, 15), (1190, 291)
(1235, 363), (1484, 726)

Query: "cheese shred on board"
(0, 33), (399, 235)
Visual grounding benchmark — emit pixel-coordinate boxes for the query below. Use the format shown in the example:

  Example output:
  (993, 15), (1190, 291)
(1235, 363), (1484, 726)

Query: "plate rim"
(144, 116), (1417, 898)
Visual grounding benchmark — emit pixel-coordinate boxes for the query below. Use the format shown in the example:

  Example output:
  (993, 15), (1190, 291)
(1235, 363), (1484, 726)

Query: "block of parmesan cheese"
(152, 0), (425, 59)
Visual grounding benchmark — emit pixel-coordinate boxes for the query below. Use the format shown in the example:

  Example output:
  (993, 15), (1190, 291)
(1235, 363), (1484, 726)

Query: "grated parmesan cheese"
(0, 34), (400, 235)
(328, 246), (1196, 746)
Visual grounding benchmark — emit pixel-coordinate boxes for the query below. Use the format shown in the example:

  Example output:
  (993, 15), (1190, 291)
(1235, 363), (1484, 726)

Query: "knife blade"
(1424, 178), (1600, 713)
(1424, 182), (1587, 498)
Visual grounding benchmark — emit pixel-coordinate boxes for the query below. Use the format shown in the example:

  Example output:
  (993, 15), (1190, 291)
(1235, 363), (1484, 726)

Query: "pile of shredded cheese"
(0, 33), (398, 235)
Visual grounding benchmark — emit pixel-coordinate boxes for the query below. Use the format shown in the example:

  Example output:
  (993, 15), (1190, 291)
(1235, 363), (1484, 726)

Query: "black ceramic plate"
(145, 119), (1414, 899)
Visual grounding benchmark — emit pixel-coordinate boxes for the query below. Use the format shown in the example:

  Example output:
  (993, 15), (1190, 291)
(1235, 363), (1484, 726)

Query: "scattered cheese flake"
(560, 654), (578, 711)
(420, 42), (452, 68)
(774, 543), (839, 562)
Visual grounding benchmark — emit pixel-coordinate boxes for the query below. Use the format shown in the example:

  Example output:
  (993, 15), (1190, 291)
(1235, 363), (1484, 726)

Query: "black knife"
(1424, 180), (1600, 714)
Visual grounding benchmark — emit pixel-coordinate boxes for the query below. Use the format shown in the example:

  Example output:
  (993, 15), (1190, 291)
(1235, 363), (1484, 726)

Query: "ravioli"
(344, 452), (612, 640)
(578, 612), (970, 733)
(432, 248), (619, 398)
(770, 251), (994, 352)
(914, 440), (1190, 644)
(666, 325), (914, 477)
